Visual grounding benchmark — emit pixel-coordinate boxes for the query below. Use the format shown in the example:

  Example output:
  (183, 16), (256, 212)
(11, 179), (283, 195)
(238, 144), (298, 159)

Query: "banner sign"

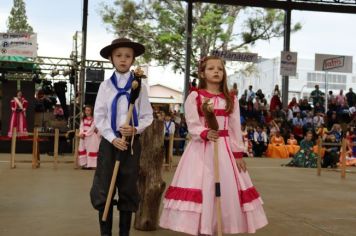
(0, 33), (37, 57)
(211, 50), (258, 62)
(280, 51), (297, 76)
(315, 53), (352, 73)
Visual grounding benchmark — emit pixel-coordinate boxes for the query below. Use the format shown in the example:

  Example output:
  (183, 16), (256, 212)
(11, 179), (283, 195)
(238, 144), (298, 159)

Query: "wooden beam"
(184, 0), (356, 14)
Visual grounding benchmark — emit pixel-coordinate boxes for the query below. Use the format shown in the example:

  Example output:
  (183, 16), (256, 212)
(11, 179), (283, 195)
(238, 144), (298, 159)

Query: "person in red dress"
(8, 90), (28, 138)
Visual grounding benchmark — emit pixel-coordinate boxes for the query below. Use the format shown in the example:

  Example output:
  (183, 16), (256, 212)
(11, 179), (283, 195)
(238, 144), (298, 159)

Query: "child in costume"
(78, 105), (101, 169)
(90, 38), (153, 236)
(159, 56), (267, 235)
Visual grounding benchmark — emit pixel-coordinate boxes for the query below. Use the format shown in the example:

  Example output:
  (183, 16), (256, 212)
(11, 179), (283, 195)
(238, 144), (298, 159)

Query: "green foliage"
(99, 0), (301, 77)
(6, 0), (34, 33)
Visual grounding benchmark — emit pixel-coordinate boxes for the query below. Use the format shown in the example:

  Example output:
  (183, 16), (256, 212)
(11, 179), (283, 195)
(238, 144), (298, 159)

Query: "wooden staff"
(10, 127), (17, 169)
(202, 99), (223, 236)
(341, 138), (347, 179)
(102, 76), (142, 222)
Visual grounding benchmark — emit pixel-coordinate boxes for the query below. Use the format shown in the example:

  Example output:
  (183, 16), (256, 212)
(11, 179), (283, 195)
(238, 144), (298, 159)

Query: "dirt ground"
(0, 154), (355, 236)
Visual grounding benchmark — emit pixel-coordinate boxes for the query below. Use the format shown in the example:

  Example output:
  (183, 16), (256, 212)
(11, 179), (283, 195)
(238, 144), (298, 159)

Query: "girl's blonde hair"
(198, 56), (233, 114)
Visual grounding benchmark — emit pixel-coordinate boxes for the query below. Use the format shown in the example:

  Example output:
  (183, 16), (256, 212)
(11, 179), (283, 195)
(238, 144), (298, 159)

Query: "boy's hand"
(207, 130), (219, 142)
(112, 138), (128, 151)
(119, 125), (137, 137)
(236, 158), (247, 172)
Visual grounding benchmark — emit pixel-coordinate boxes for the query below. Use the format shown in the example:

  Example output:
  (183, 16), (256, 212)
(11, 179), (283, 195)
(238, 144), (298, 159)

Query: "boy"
(163, 112), (175, 163)
(90, 38), (153, 236)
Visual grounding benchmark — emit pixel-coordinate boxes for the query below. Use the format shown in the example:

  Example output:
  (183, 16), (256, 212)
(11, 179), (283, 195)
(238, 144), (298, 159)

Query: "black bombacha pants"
(90, 137), (141, 212)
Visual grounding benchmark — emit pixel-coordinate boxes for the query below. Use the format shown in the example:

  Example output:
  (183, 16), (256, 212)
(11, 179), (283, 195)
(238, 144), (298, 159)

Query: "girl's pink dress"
(159, 90), (267, 235)
(78, 117), (101, 168)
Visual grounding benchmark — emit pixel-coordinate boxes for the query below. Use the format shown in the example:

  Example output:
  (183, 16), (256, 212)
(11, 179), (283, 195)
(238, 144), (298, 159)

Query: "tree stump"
(134, 119), (166, 230)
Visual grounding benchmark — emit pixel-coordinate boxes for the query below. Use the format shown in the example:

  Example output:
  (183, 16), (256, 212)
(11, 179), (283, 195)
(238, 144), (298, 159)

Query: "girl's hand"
(207, 130), (219, 142)
(112, 138), (128, 151)
(236, 158), (247, 172)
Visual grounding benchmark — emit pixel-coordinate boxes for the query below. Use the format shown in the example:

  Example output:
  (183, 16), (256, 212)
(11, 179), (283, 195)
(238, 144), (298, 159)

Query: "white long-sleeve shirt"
(253, 131), (267, 143)
(94, 70), (153, 143)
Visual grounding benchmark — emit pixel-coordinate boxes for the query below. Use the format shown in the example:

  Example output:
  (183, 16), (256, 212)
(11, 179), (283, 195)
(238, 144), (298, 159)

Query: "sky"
(2, 0), (356, 91)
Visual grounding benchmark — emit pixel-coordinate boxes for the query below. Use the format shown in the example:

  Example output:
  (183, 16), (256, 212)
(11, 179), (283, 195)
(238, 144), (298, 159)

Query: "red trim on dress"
(200, 129), (229, 141)
(88, 152), (98, 157)
(239, 187), (260, 204)
(78, 150), (87, 155)
(165, 186), (202, 204)
(233, 152), (244, 159)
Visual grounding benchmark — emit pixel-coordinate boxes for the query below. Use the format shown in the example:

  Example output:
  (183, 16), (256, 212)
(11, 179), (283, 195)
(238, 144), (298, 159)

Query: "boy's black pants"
(90, 137), (141, 235)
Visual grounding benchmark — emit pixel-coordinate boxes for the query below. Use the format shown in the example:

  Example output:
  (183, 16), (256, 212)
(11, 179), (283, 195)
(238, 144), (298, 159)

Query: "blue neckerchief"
(258, 132), (263, 142)
(164, 120), (172, 136)
(110, 72), (138, 136)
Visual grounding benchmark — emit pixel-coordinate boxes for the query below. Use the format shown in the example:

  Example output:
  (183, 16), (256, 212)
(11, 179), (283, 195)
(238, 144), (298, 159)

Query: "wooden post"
(168, 134), (174, 171)
(54, 128), (59, 169)
(74, 129), (80, 169)
(32, 128), (39, 169)
(341, 138), (347, 179)
(317, 136), (322, 176)
(134, 119), (166, 230)
(10, 127), (17, 169)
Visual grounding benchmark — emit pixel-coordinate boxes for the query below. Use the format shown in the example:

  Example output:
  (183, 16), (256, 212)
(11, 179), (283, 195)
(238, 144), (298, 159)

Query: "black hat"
(100, 38), (145, 59)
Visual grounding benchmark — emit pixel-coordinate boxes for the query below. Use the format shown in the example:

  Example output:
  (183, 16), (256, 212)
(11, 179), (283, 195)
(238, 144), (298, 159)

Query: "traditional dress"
(159, 90), (267, 235)
(266, 136), (289, 158)
(286, 139), (317, 168)
(78, 117), (101, 168)
(8, 96), (28, 138)
(286, 138), (300, 157)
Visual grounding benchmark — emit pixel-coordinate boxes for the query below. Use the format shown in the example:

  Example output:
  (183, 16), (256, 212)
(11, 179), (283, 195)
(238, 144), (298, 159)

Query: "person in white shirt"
(90, 38), (153, 236)
(163, 113), (176, 163)
(253, 126), (268, 157)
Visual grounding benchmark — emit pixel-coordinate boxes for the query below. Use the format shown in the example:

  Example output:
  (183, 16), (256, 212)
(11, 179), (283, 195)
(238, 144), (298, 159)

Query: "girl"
(78, 105), (101, 169)
(159, 56), (267, 235)
(286, 133), (300, 157)
(8, 90), (28, 138)
(265, 131), (289, 159)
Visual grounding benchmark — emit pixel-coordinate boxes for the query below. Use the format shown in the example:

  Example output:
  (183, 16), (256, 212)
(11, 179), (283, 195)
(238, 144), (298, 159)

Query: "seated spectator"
(286, 131), (317, 168)
(338, 127), (356, 166)
(252, 125), (267, 157)
(53, 104), (64, 120)
(286, 133), (300, 157)
(322, 134), (340, 168)
(292, 112), (304, 127)
(313, 112), (324, 128)
(266, 131), (289, 158)
(314, 102), (325, 114)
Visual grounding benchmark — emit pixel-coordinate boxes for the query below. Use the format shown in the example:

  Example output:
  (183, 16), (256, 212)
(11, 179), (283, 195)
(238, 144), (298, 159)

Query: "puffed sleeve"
(22, 98), (28, 111)
(79, 120), (85, 136)
(228, 97), (246, 159)
(10, 99), (16, 111)
(185, 91), (208, 141)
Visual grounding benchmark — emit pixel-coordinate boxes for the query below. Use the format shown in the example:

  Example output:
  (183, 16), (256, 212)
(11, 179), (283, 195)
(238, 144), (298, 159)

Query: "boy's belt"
(115, 131), (140, 139)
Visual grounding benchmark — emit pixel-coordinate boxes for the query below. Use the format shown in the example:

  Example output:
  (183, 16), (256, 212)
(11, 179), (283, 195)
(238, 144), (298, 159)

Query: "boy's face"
(110, 47), (135, 73)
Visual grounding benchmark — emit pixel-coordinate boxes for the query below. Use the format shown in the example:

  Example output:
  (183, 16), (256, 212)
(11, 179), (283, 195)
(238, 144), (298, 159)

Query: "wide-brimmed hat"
(100, 38), (145, 59)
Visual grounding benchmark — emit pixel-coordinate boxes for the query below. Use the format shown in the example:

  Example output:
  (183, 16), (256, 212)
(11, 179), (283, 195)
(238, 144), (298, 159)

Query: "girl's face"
(84, 107), (92, 116)
(17, 91), (22, 98)
(203, 59), (224, 85)
(306, 133), (313, 141)
(110, 47), (135, 73)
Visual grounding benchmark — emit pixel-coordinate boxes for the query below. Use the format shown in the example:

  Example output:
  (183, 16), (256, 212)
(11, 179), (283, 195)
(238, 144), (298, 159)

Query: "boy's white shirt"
(163, 120), (175, 136)
(94, 70), (153, 143)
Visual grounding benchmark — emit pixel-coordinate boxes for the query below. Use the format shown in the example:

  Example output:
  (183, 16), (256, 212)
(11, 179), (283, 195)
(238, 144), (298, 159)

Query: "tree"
(99, 0), (301, 77)
(7, 0), (34, 33)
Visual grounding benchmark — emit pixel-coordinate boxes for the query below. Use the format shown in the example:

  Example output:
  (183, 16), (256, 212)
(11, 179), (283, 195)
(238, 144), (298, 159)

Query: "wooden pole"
(74, 129), (80, 169)
(341, 138), (347, 179)
(317, 136), (322, 176)
(54, 128), (59, 169)
(10, 127), (17, 169)
(213, 141), (223, 236)
(32, 128), (39, 169)
(168, 134), (174, 171)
